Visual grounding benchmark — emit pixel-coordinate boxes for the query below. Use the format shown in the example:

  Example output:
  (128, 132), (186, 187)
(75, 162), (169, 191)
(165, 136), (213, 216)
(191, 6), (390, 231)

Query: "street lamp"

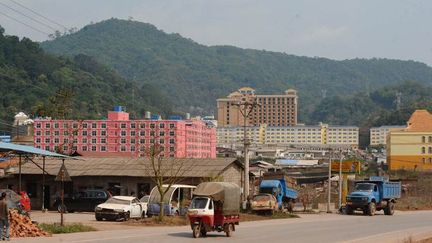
(234, 100), (260, 203)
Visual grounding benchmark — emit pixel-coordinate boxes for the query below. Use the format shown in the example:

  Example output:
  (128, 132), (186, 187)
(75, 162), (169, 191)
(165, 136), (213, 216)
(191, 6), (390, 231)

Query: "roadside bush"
(38, 223), (97, 234)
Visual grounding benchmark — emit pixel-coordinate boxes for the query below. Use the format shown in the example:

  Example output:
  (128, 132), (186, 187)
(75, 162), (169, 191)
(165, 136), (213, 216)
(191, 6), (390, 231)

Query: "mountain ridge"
(41, 18), (432, 123)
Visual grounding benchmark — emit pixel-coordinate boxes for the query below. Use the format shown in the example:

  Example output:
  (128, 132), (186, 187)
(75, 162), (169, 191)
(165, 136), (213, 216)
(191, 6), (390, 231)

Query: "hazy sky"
(1, 0), (432, 65)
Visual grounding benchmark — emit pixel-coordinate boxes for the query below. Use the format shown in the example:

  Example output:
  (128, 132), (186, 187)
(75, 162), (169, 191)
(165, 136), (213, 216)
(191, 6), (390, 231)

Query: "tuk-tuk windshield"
(190, 197), (209, 209)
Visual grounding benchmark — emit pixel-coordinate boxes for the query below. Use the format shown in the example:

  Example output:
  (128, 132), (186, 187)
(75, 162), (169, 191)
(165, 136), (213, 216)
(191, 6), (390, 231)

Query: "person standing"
(0, 192), (10, 241)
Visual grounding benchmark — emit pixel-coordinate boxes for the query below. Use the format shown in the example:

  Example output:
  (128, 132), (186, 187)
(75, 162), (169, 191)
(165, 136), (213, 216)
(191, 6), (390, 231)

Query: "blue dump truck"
(255, 172), (298, 213)
(346, 176), (401, 216)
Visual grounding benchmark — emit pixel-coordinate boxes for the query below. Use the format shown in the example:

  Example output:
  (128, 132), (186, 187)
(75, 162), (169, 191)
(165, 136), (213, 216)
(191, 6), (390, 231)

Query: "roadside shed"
(0, 157), (244, 209)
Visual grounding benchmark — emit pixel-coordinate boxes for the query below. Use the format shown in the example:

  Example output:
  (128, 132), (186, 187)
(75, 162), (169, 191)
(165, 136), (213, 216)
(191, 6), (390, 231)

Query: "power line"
(0, 10), (50, 35)
(0, 1), (58, 31)
(8, 0), (68, 30)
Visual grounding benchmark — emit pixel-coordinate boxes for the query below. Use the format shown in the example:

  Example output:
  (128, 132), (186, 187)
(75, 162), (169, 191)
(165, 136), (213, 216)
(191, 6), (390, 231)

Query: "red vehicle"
(19, 191), (31, 212)
(187, 182), (240, 238)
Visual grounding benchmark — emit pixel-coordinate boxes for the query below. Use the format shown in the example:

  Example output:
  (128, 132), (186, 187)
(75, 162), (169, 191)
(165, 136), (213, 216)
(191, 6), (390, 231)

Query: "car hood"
(348, 191), (371, 197)
(97, 203), (129, 210)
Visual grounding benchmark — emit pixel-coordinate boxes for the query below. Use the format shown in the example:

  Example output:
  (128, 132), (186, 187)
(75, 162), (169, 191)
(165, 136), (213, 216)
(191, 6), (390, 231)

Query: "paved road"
(16, 211), (432, 243)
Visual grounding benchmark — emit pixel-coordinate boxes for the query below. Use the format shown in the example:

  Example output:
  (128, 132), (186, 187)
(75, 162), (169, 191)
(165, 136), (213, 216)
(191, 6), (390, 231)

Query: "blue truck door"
(373, 185), (380, 202)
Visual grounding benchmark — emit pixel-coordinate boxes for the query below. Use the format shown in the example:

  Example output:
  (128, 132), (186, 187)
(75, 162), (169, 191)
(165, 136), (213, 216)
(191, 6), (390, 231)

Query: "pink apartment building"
(33, 109), (216, 158)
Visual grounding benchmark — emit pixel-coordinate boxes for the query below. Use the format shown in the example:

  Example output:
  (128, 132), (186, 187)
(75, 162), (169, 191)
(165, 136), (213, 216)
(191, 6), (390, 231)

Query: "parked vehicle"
(259, 172), (298, 212)
(250, 193), (278, 214)
(54, 189), (111, 213)
(95, 196), (147, 221)
(346, 176), (401, 216)
(147, 184), (195, 216)
(188, 182), (240, 238)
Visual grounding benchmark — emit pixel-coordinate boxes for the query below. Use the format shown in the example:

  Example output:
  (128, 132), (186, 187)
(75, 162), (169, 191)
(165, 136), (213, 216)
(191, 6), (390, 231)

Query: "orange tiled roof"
(405, 110), (432, 132)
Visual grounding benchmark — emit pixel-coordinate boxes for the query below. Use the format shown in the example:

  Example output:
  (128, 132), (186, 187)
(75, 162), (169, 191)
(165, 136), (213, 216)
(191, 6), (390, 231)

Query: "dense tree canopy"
(0, 28), (173, 128)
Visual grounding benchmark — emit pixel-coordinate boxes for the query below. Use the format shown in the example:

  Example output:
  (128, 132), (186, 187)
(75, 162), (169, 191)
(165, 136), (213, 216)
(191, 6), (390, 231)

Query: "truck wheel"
(123, 212), (130, 221)
(384, 201), (395, 215)
(346, 205), (354, 215)
(200, 227), (207, 237)
(192, 224), (200, 238)
(225, 223), (233, 237)
(95, 215), (102, 221)
(367, 202), (376, 216)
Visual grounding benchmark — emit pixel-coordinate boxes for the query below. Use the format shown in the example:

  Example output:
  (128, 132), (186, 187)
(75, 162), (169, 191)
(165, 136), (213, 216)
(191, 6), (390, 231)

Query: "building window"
(150, 131), (155, 137)
(101, 146), (106, 152)
(140, 131), (145, 136)
(91, 131), (97, 136)
(36, 138), (41, 143)
(422, 136), (426, 143)
(169, 131), (175, 136)
(63, 146), (68, 151)
(170, 139), (175, 144)
(54, 138), (59, 143)
(73, 123), (78, 129)
(91, 146), (97, 152)
(82, 138), (87, 143)
(45, 146), (50, 151)
(121, 146), (126, 152)
(82, 123), (88, 129)
(54, 131), (60, 136)
(140, 123), (145, 129)
(82, 146), (87, 151)
(101, 130), (106, 136)
(160, 131), (165, 136)
(160, 123), (165, 129)
(140, 139), (145, 144)
(63, 123), (68, 129)
(121, 131), (126, 136)
(101, 123), (107, 129)
(45, 138), (50, 143)
(36, 131), (41, 136)
(82, 131), (87, 136)
(121, 138), (126, 144)
(54, 123), (59, 128)
(130, 131), (136, 136)
(91, 138), (97, 144)
(131, 123), (136, 129)
(422, 147), (426, 154)
(131, 146), (136, 152)
(170, 147), (175, 152)
(121, 123), (126, 129)
(45, 123), (50, 129)
(92, 123), (97, 129)
(36, 123), (41, 128)
(63, 131), (68, 136)
(131, 138), (136, 144)
(101, 138), (106, 144)
(150, 123), (155, 129)
(169, 124), (175, 129)
(45, 131), (50, 136)
(160, 139), (164, 144)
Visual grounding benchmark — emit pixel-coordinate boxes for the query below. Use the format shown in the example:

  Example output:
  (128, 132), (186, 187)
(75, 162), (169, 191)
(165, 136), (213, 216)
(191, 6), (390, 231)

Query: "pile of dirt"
(9, 210), (51, 238)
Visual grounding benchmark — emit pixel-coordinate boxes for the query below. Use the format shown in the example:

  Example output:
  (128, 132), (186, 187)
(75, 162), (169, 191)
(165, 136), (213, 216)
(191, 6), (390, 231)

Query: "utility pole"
(234, 100), (260, 204)
(338, 150), (344, 210)
(327, 149), (332, 213)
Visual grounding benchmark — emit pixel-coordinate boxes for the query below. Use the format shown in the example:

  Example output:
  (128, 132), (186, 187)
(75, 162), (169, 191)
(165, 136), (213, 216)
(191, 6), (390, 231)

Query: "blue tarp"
(0, 142), (69, 158)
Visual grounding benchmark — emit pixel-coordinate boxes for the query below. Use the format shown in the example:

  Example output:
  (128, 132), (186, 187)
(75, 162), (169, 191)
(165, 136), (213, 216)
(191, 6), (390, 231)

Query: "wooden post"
(42, 156), (46, 211)
(60, 159), (65, 226)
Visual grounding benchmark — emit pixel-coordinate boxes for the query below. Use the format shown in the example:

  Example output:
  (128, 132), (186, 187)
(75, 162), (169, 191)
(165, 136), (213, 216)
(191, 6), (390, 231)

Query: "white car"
(95, 196), (147, 221)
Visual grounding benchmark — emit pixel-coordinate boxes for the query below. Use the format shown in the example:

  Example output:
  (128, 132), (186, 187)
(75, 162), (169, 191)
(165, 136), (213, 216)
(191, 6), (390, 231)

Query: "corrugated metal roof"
(0, 142), (70, 158)
(15, 157), (239, 178)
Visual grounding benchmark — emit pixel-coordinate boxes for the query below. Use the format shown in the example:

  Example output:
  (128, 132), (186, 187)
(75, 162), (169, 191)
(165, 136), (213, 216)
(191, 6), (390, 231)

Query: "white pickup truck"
(95, 196), (147, 221)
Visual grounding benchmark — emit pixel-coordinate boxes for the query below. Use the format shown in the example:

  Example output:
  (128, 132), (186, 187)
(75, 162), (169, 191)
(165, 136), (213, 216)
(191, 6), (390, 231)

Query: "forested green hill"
(41, 18), (432, 123)
(0, 26), (172, 127)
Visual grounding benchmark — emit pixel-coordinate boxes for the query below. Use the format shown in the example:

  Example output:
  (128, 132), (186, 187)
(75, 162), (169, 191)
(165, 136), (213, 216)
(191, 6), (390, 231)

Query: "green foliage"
(38, 223), (96, 234)
(0, 28), (173, 126)
(41, 18), (432, 121)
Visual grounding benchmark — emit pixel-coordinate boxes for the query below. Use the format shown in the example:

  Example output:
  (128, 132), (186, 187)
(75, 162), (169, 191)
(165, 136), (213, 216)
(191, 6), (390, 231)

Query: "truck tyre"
(95, 215), (102, 221)
(225, 223), (233, 237)
(123, 212), (130, 221)
(384, 201), (395, 215)
(367, 202), (376, 216)
(192, 224), (200, 238)
(288, 201), (294, 213)
(200, 227), (207, 237)
(346, 205), (354, 215)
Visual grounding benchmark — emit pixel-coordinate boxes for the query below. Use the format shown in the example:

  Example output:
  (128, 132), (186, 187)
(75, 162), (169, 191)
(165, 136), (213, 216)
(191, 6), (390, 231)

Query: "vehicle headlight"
(114, 209), (124, 213)
(95, 207), (102, 211)
(362, 197), (368, 201)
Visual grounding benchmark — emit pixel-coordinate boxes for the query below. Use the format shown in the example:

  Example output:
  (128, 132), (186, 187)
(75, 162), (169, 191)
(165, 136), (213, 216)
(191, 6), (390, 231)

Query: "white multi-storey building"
(217, 123), (359, 149)
(370, 125), (406, 146)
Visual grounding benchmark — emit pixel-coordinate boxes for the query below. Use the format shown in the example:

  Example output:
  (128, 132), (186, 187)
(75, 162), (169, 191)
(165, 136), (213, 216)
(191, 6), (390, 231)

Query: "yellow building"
(387, 110), (432, 170)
